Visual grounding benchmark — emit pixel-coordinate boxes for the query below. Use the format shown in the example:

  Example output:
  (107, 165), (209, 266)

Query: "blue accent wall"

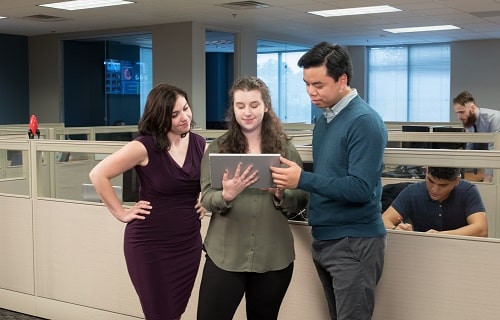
(206, 52), (233, 129)
(63, 40), (106, 127)
(0, 34), (29, 125)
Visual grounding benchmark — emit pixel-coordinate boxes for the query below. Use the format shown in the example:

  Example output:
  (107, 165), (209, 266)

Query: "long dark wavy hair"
(219, 76), (289, 154)
(138, 83), (191, 152)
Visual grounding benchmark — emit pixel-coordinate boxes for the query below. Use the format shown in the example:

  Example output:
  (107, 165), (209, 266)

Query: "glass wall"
(63, 34), (153, 128)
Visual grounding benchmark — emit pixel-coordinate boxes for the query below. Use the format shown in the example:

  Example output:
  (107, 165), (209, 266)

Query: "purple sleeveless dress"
(124, 133), (205, 320)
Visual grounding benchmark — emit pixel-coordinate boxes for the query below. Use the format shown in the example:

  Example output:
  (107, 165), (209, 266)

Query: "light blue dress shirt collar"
(322, 88), (358, 123)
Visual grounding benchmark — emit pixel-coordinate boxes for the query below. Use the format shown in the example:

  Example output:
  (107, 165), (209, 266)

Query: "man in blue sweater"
(271, 41), (388, 320)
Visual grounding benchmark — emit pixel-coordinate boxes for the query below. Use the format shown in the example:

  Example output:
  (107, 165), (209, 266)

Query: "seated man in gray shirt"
(382, 167), (488, 237)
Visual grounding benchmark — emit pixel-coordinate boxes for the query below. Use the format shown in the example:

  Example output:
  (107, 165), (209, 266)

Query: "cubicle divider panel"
(0, 195), (34, 294)
(29, 202), (330, 320)
(33, 199), (143, 318)
(280, 223), (330, 319)
(374, 232), (500, 320)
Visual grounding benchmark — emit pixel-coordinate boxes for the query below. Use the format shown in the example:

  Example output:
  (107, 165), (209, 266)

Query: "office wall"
(0, 34), (29, 125)
(347, 45), (367, 100)
(450, 39), (500, 117)
(234, 30), (258, 77)
(151, 21), (207, 128)
(28, 34), (61, 123)
(18, 25), (500, 127)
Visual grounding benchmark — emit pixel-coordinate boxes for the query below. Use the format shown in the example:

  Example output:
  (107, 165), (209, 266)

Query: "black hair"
(427, 167), (461, 181)
(297, 41), (352, 85)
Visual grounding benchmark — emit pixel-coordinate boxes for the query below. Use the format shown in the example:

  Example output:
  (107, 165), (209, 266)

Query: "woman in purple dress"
(89, 83), (206, 320)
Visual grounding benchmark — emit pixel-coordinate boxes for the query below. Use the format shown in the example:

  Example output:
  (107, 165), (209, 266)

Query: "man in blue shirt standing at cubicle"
(271, 41), (387, 320)
(382, 166), (488, 237)
(453, 90), (500, 182)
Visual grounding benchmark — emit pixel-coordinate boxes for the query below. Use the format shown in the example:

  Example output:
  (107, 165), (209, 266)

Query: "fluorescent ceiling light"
(309, 5), (401, 17)
(384, 25), (461, 33)
(0, 16), (7, 19)
(39, 0), (134, 11)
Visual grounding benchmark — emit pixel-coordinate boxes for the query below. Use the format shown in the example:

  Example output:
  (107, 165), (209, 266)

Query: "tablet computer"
(209, 153), (280, 189)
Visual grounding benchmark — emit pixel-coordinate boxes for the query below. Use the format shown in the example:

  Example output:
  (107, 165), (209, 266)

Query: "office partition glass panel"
(36, 150), (137, 204)
(0, 148), (29, 196)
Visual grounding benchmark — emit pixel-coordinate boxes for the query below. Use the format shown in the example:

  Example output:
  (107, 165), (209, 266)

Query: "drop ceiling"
(1, 0), (500, 47)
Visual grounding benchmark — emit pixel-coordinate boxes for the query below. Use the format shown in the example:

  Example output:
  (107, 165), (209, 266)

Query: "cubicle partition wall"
(1, 133), (500, 319)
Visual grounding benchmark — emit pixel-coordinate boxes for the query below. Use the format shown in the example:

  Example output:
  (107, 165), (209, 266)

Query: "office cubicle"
(2, 129), (500, 320)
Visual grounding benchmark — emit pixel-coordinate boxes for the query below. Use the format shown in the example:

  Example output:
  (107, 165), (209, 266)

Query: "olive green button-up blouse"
(200, 136), (309, 273)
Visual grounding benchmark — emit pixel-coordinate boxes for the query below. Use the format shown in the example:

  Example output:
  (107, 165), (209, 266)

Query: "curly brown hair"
(219, 76), (289, 154)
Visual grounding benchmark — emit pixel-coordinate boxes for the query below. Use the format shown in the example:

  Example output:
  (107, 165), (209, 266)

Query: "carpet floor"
(0, 308), (47, 320)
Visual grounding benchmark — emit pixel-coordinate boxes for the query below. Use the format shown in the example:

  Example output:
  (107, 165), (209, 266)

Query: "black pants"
(197, 255), (293, 320)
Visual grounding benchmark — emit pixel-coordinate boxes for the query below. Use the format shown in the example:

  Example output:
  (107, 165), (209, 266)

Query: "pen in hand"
(394, 217), (413, 231)
(392, 217), (404, 230)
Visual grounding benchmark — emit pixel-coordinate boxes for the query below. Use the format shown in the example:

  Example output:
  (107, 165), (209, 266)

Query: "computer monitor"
(7, 150), (23, 166)
(401, 125), (431, 149)
(431, 127), (466, 149)
(96, 131), (135, 142)
(383, 125), (430, 179)
(56, 152), (71, 162)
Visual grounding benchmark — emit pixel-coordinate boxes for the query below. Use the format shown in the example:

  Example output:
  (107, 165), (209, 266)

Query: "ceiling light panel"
(309, 5), (401, 17)
(39, 0), (135, 11)
(384, 25), (461, 33)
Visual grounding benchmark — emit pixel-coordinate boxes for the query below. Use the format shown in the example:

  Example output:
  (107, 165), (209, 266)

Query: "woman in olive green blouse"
(197, 76), (308, 320)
